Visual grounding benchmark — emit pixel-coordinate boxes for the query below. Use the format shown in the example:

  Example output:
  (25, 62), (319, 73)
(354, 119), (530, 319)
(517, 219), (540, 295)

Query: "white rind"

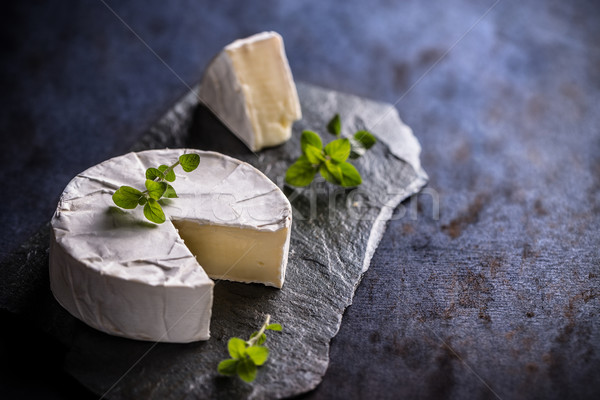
(198, 52), (255, 149)
(49, 149), (292, 343)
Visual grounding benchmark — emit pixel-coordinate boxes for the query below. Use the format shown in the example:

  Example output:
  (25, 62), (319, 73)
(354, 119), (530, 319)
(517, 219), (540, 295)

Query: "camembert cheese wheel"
(49, 149), (292, 343)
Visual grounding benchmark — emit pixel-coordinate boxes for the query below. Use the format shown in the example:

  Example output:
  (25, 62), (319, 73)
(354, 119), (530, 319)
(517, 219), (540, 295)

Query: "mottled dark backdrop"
(1, 0), (599, 399)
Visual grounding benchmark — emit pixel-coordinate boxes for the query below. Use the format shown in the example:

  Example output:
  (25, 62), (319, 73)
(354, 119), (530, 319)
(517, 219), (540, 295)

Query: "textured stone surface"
(1, 84), (426, 399)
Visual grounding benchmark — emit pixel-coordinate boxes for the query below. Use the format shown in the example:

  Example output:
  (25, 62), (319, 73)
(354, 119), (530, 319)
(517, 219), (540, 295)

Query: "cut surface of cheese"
(199, 31), (301, 151)
(49, 149), (292, 343)
(172, 222), (289, 287)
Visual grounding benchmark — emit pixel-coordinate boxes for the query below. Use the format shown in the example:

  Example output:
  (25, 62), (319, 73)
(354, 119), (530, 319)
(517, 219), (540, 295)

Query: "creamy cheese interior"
(225, 32), (301, 149)
(173, 221), (289, 288)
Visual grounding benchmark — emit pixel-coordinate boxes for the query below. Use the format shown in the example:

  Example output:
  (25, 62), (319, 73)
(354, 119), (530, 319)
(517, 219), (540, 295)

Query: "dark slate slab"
(0, 83), (426, 399)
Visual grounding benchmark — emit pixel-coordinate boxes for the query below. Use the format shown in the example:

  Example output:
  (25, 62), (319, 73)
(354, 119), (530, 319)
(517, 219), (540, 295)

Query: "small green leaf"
(143, 198), (166, 224)
(325, 160), (343, 183)
(112, 186), (143, 209)
(218, 359), (238, 375)
(300, 130), (322, 152)
(164, 184), (178, 198)
(138, 196), (147, 205)
(285, 158), (317, 187)
(246, 346), (269, 366)
(145, 167), (163, 181)
(319, 163), (338, 184)
(266, 323), (282, 331)
(236, 358), (257, 383)
(145, 180), (167, 200)
(327, 113), (341, 137)
(250, 331), (267, 346)
(228, 337), (247, 359)
(339, 162), (362, 187)
(158, 165), (176, 182)
(179, 154), (200, 172)
(304, 144), (325, 164)
(324, 138), (351, 163)
(353, 130), (376, 149)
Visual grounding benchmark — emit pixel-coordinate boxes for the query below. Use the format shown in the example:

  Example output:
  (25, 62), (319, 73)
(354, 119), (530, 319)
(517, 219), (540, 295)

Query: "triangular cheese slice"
(199, 32), (301, 151)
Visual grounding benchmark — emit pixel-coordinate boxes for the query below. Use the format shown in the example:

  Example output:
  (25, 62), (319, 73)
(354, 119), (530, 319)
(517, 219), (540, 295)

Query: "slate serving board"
(0, 83), (426, 399)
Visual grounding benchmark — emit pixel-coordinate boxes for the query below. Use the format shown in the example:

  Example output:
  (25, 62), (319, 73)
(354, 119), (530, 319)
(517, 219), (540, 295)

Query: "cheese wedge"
(199, 31), (301, 151)
(49, 149), (292, 343)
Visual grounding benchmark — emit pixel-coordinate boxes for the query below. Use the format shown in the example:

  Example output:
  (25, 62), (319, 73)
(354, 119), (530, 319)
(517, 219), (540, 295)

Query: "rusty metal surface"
(1, 0), (599, 399)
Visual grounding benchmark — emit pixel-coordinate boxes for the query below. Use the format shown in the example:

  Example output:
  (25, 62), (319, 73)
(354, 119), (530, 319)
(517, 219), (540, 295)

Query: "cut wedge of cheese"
(199, 31), (301, 151)
(49, 149), (292, 343)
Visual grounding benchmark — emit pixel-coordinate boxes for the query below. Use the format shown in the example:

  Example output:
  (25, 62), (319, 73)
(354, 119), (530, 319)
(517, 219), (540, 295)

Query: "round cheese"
(50, 149), (292, 343)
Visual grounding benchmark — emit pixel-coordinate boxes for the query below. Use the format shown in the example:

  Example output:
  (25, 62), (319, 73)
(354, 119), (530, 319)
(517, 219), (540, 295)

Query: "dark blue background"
(2, 0), (599, 398)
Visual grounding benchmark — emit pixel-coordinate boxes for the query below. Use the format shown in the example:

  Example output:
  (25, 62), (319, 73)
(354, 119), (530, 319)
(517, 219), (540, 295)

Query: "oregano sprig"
(217, 314), (282, 383)
(112, 153), (200, 224)
(285, 114), (377, 187)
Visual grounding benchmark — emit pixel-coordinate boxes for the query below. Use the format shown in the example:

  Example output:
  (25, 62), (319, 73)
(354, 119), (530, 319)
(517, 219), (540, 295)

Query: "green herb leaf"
(143, 198), (165, 224)
(285, 158), (317, 187)
(145, 167), (163, 181)
(249, 331), (267, 346)
(266, 323), (282, 331)
(163, 184), (178, 198)
(325, 160), (343, 183)
(246, 346), (269, 366)
(115, 153), (201, 223)
(158, 165), (176, 182)
(319, 163), (337, 184)
(304, 144), (325, 164)
(324, 138), (351, 163)
(236, 358), (257, 383)
(327, 113), (341, 137)
(228, 337), (247, 359)
(179, 154), (200, 172)
(339, 162), (362, 187)
(218, 359), (238, 375)
(300, 130), (322, 152)
(353, 130), (376, 149)
(145, 179), (167, 200)
(112, 186), (143, 209)
(217, 315), (281, 382)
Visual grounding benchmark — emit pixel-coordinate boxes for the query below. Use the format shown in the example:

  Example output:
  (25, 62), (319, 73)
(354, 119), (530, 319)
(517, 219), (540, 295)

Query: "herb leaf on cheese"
(179, 153), (200, 172)
(112, 153), (200, 223)
(163, 184), (178, 199)
(285, 115), (376, 187)
(144, 198), (166, 224)
(158, 164), (176, 182)
(113, 186), (144, 209)
(145, 180), (167, 200)
(217, 314), (281, 383)
(145, 167), (163, 181)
